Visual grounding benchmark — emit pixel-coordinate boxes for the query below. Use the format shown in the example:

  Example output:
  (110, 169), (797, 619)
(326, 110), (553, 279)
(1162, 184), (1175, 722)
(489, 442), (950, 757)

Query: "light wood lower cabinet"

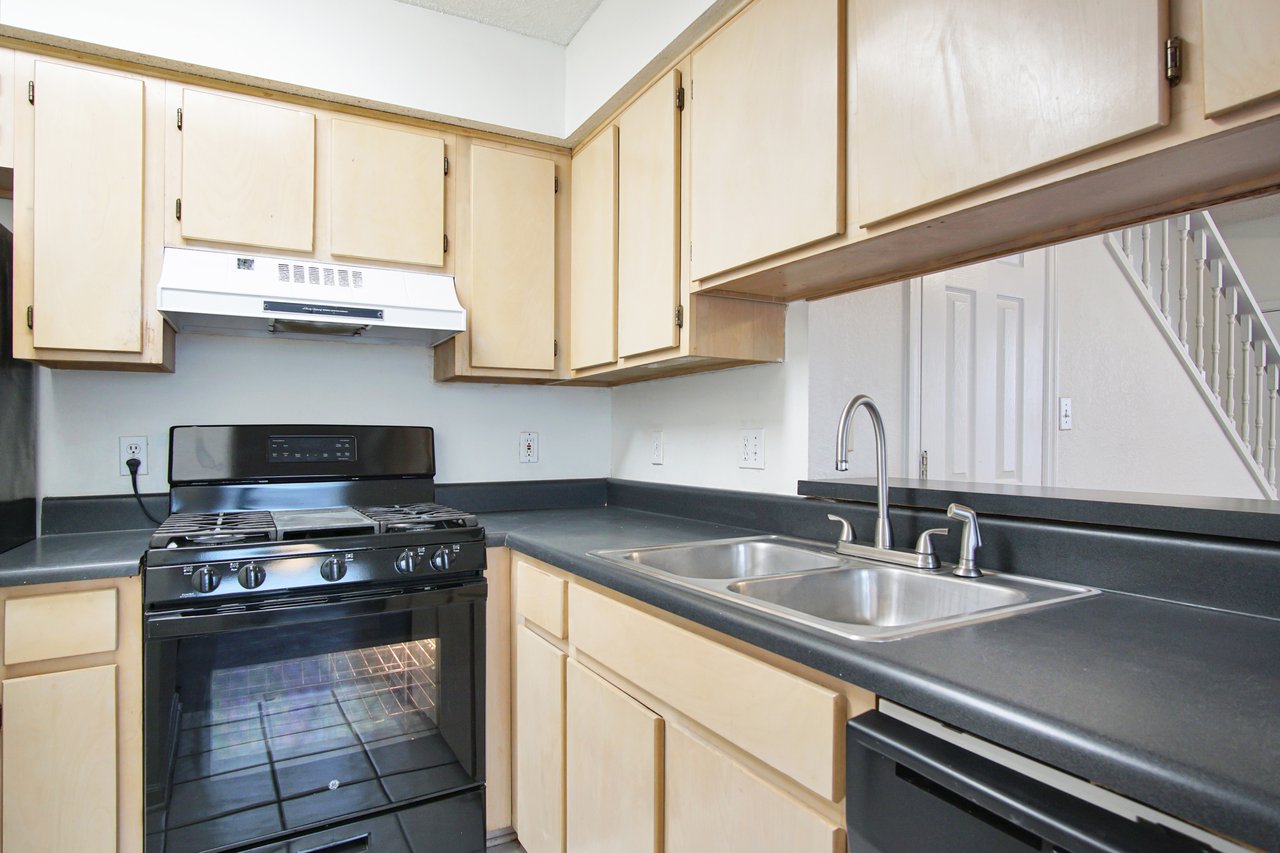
(666, 724), (842, 853)
(2, 665), (118, 852)
(514, 624), (566, 853)
(566, 659), (662, 853)
(0, 575), (142, 852)
(507, 551), (863, 853)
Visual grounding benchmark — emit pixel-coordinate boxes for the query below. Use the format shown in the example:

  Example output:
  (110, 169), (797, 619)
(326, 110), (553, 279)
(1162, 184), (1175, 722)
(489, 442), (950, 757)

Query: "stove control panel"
(147, 539), (485, 607)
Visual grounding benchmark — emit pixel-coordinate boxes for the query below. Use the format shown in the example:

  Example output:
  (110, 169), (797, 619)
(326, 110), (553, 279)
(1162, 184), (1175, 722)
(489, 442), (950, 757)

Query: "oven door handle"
(145, 581), (485, 640)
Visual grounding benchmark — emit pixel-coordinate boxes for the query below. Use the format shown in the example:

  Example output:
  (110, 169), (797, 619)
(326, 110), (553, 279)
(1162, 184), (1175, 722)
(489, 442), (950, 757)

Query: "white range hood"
(157, 247), (466, 345)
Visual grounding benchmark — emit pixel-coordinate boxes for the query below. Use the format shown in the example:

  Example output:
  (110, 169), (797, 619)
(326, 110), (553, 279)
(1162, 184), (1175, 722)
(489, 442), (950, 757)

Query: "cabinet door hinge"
(26, 306), (33, 330)
(1165, 36), (1183, 87)
(175, 198), (182, 221)
(176, 107), (183, 130)
(443, 234), (449, 254)
(553, 339), (559, 357)
(27, 80), (33, 105)
(920, 450), (929, 480)
(443, 155), (449, 176)
(675, 304), (684, 328)
(554, 176), (560, 194)
(675, 86), (685, 111)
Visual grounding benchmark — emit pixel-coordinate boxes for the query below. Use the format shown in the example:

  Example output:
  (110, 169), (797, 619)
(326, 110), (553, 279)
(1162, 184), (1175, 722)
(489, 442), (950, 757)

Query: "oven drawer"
(4, 588), (118, 665)
(240, 790), (484, 852)
(515, 557), (567, 638)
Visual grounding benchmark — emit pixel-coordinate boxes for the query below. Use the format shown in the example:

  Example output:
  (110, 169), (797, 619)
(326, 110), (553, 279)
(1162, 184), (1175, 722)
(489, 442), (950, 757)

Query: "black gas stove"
(143, 426), (487, 610)
(143, 425), (486, 853)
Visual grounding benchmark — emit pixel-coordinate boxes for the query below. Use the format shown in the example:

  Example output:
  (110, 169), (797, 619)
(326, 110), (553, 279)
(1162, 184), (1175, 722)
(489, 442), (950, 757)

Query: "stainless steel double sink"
(591, 536), (1097, 641)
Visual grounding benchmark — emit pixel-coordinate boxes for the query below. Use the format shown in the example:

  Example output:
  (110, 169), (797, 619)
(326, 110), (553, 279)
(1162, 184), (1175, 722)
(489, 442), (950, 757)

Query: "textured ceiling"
(391, 0), (606, 45)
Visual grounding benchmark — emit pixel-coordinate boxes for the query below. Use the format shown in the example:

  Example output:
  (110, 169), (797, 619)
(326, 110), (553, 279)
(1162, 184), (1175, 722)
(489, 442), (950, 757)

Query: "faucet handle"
(827, 514), (855, 543)
(947, 503), (983, 577)
(914, 528), (948, 570)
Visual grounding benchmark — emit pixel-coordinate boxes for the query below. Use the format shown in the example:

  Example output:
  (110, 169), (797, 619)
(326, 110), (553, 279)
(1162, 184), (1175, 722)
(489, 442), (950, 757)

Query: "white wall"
(2, 0), (566, 137)
(1051, 237), (1264, 498)
(802, 238), (1268, 500)
(807, 282), (913, 481)
(37, 333), (611, 497)
(563, 0), (720, 133)
(610, 302), (808, 495)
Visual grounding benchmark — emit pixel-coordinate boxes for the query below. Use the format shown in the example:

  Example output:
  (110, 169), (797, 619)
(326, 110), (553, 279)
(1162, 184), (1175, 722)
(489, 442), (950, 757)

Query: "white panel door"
(920, 250), (1047, 484)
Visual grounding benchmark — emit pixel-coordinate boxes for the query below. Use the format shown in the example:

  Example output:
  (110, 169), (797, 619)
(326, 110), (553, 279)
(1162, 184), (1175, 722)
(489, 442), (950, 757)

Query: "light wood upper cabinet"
(1202, 0), (1280, 117)
(178, 89), (315, 251)
(466, 143), (558, 371)
(618, 69), (682, 359)
(2, 665), (119, 853)
(689, 0), (844, 281)
(514, 624), (566, 853)
(30, 61), (144, 353)
(566, 659), (662, 853)
(855, 0), (1169, 226)
(569, 125), (618, 370)
(666, 724), (843, 853)
(0, 48), (15, 169)
(330, 118), (446, 266)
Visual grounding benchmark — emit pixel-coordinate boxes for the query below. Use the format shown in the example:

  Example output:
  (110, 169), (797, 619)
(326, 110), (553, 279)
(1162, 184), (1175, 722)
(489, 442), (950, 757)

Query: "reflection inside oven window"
(159, 638), (469, 852)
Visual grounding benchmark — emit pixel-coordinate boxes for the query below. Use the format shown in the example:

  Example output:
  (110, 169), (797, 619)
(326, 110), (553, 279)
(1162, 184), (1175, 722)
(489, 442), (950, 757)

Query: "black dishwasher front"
(846, 710), (1210, 853)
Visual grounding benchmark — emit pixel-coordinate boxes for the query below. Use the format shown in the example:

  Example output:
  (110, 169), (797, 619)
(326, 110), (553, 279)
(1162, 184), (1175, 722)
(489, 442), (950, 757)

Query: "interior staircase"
(1105, 212), (1279, 499)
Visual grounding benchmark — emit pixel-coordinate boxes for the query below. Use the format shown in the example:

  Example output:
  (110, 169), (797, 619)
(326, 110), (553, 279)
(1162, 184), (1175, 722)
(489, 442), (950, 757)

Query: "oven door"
(144, 581), (484, 853)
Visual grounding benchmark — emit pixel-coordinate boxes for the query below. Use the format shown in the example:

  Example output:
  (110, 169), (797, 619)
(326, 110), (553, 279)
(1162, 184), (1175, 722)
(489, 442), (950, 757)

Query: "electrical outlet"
(650, 430), (664, 465)
(119, 435), (148, 476)
(519, 431), (539, 463)
(739, 428), (765, 469)
(1059, 397), (1074, 431)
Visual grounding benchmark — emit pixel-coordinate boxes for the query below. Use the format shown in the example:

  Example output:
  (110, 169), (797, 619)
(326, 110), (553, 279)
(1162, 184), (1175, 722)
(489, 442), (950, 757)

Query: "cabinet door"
(666, 724), (842, 853)
(689, 0), (843, 280)
(855, 0), (1168, 225)
(514, 625), (565, 853)
(179, 89), (315, 251)
(618, 70), (682, 358)
(570, 126), (618, 370)
(32, 61), (143, 352)
(467, 144), (557, 370)
(1202, 0), (1280, 117)
(330, 118), (445, 266)
(0, 48), (14, 169)
(2, 665), (118, 852)
(566, 660), (662, 853)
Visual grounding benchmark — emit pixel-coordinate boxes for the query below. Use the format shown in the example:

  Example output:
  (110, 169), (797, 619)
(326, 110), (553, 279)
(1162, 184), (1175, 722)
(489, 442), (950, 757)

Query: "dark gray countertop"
(0, 527), (150, 586)
(480, 506), (1280, 851)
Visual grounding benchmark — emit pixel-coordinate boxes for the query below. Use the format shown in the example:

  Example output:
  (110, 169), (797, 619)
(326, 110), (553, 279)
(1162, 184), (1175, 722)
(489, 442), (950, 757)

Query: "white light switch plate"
(1059, 397), (1073, 431)
(650, 430), (664, 465)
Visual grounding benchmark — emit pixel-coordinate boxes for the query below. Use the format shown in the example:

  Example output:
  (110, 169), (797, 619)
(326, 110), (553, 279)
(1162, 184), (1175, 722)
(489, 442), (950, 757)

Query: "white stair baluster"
(1160, 219), (1171, 318)
(1121, 227), (1132, 258)
(1177, 216), (1191, 345)
(1195, 230), (1208, 373)
(1257, 342), (1268, 464)
(1270, 364), (1278, 489)
(1226, 287), (1239, 425)
(1211, 261), (1223, 398)
(1140, 223), (1151, 288)
(1242, 317), (1254, 448)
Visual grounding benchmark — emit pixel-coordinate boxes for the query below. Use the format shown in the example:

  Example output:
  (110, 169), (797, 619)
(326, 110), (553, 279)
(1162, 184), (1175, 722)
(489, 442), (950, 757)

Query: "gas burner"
(358, 503), (478, 533)
(152, 511), (276, 549)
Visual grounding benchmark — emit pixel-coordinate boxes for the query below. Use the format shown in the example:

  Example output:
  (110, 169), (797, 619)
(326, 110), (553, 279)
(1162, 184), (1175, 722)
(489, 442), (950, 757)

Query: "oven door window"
(145, 588), (483, 853)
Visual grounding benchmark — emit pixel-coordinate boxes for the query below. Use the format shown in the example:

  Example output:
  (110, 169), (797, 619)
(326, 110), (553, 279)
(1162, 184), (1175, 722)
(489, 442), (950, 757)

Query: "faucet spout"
(835, 394), (891, 549)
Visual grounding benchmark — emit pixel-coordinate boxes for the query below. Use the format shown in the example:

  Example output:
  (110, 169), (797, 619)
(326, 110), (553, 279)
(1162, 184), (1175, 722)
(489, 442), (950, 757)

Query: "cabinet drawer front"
(569, 585), (841, 800)
(4, 588), (118, 665)
(666, 723), (842, 853)
(515, 559), (567, 639)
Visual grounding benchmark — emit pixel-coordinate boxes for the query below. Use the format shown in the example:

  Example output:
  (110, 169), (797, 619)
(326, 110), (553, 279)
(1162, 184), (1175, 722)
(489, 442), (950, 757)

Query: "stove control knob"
(237, 563), (266, 589)
(430, 547), (452, 572)
(395, 550), (419, 575)
(320, 556), (347, 582)
(191, 566), (221, 594)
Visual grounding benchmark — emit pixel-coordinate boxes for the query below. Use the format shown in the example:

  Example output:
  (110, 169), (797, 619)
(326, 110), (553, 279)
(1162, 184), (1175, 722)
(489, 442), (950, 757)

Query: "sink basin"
(606, 536), (842, 580)
(591, 535), (1098, 641)
(728, 567), (1027, 627)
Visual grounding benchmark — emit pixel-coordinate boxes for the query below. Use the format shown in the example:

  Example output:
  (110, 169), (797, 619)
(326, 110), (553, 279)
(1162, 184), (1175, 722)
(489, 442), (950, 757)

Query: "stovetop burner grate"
(152, 510), (276, 549)
(357, 502), (478, 532)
